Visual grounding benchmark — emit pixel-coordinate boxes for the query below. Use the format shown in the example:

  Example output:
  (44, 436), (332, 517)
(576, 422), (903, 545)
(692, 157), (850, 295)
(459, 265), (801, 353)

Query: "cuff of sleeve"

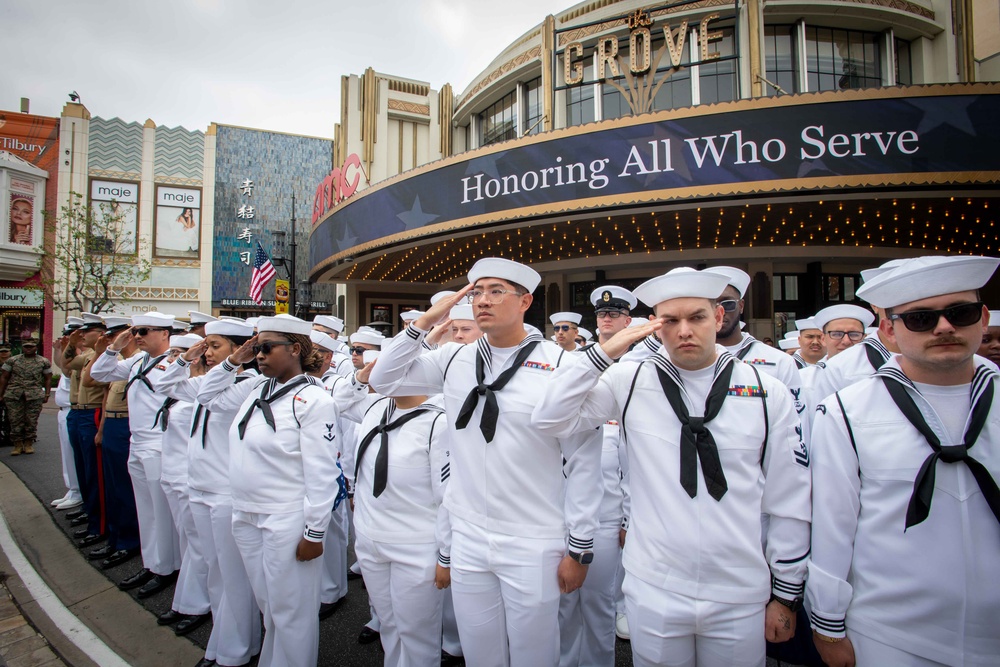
(303, 527), (325, 543)
(621, 516), (629, 531)
(421, 341), (435, 351)
(772, 577), (805, 600)
(221, 359), (238, 373)
(103, 349), (118, 357)
(438, 552), (450, 567)
(350, 373), (368, 391)
(176, 357), (189, 367)
(404, 323), (428, 340)
(583, 343), (614, 373)
(568, 534), (594, 552)
(809, 611), (847, 638)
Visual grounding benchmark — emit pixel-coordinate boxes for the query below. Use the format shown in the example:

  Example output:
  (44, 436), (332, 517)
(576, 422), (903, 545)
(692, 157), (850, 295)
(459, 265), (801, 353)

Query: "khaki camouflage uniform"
(1, 353), (52, 453)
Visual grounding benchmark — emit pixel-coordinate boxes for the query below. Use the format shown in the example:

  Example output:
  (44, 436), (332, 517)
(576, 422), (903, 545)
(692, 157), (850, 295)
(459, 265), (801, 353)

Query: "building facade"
(310, 0), (1000, 338)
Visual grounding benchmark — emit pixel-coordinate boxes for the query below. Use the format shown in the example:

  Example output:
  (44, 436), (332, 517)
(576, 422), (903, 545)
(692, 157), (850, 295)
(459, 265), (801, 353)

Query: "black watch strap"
(770, 594), (803, 612)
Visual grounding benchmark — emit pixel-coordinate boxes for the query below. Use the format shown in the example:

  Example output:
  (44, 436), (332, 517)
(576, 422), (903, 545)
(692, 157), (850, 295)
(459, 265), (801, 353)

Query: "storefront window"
(764, 25), (798, 96)
(805, 27), (882, 92)
(479, 90), (518, 146)
(895, 38), (912, 85)
(524, 77), (543, 135)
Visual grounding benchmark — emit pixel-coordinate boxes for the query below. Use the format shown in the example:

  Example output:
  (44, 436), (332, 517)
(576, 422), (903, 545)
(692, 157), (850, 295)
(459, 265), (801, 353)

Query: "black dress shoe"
(78, 534), (106, 548)
(357, 626), (380, 644)
(66, 509), (86, 521)
(174, 613), (210, 636)
(73, 528), (90, 539)
(118, 568), (153, 591)
(157, 609), (183, 626)
(193, 659), (216, 667)
(441, 650), (465, 666)
(87, 545), (114, 561)
(101, 548), (138, 570)
(137, 571), (178, 599)
(347, 569), (363, 580)
(69, 513), (90, 527)
(318, 596), (345, 620)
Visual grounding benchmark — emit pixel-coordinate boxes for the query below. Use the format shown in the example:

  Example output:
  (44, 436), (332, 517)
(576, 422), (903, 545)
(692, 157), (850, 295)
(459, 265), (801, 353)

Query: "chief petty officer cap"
(66, 316), (85, 330)
(859, 258), (908, 284)
(855, 255), (1000, 309)
(131, 312), (176, 328)
(80, 313), (107, 330)
(309, 330), (338, 353)
(633, 267), (732, 308)
(188, 311), (218, 325)
(590, 285), (638, 311)
(706, 266), (752, 298)
(170, 333), (203, 349)
(101, 315), (131, 333)
(256, 315), (312, 336)
(350, 326), (386, 347)
(449, 304), (475, 321)
(813, 305), (876, 331)
(467, 257), (541, 294)
(430, 290), (456, 306)
(549, 311), (582, 326)
(313, 315), (345, 333)
(795, 317), (819, 331)
(205, 319), (255, 338)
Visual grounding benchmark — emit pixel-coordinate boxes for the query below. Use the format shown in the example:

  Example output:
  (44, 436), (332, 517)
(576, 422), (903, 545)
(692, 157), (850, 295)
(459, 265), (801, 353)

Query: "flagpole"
(289, 194), (297, 315)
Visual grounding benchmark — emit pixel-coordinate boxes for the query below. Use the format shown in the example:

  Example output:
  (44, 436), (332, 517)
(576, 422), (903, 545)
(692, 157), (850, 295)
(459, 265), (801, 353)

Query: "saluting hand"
(415, 285), (474, 332)
(183, 340), (208, 362)
(94, 333), (110, 355)
(354, 360), (376, 385)
(229, 335), (258, 365)
(295, 537), (324, 562)
(600, 317), (662, 359)
(425, 319), (454, 347)
(109, 329), (134, 353)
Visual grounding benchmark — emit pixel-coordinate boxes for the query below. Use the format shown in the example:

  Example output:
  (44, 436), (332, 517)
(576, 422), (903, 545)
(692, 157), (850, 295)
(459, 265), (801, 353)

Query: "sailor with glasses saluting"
(808, 255), (1000, 666)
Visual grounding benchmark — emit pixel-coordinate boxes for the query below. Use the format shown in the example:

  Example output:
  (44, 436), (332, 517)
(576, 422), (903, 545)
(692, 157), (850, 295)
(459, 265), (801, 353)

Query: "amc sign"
(312, 154), (365, 224)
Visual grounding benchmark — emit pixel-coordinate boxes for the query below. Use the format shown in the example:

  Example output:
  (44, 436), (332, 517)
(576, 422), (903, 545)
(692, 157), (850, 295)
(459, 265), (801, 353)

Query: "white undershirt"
(488, 343), (518, 373)
(675, 365), (716, 418)
(912, 381), (972, 444)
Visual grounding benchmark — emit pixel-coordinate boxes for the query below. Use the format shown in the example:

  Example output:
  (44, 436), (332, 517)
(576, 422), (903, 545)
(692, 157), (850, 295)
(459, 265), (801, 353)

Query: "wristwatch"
(568, 550), (594, 565)
(770, 594), (803, 612)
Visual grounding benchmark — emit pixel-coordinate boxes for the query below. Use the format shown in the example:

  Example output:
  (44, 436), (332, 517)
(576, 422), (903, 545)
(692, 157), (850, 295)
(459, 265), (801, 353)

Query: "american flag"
(249, 241), (277, 305)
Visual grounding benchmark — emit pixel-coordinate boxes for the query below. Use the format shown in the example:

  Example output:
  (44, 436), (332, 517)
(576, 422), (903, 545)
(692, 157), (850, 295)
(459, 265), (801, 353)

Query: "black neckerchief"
(125, 353), (166, 393)
(862, 336), (891, 371)
(236, 376), (309, 440)
(356, 401), (443, 497)
(153, 397), (179, 431)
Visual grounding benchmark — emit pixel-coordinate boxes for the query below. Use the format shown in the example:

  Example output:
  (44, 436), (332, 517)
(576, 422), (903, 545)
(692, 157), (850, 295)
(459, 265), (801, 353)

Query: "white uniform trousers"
(614, 551), (626, 615)
(320, 502), (349, 605)
(442, 588), (463, 657)
(559, 522), (620, 667)
(449, 516), (564, 667)
(623, 574), (765, 667)
(849, 630), (955, 667)
(57, 408), (81, 500)
(356, 532), (443, 667)
(127, 449), (180, 575)
(161, 480), (210, 615)
(189, 490), (261, 667)
(232, 509), (322, 667)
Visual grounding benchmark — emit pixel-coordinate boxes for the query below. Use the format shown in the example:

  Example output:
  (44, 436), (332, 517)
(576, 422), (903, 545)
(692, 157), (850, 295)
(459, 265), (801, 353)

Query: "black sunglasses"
(252, 341), (295, 355)
(131, 327), (168, 336)
(349, 346), (369, 355)
(718, 299), (739, 313)
(553, 325), (576, 332)
(888, 301), (984, 333)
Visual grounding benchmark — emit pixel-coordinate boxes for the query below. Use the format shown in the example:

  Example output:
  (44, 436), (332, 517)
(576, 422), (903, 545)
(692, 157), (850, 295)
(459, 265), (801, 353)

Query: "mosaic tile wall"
(212, 125), (335, 306)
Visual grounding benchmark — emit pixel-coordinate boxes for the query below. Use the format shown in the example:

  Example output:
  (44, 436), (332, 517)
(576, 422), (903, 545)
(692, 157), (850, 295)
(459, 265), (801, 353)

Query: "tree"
(34, 192), (152, 314)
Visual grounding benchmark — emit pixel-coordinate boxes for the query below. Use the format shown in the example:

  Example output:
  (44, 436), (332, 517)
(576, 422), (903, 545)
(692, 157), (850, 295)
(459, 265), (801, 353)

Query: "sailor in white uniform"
(799, 304), (875, 419)
(779, 332), (801, 355)
(559, 286), (635, 667)
(551, 311), (583, 352)
(791, 318), (824, 370)
(334, 360), (449, 666)
(90, 312), (182, 596)
(808, 255), (1000, 666)
(369, 258), (601, 667)
(313, 315), (352, 376)
(187, 311), (218, 338)
(160, 319), (262, 667)
(532, 267), (812, 667)
(211, 316), (339, 667)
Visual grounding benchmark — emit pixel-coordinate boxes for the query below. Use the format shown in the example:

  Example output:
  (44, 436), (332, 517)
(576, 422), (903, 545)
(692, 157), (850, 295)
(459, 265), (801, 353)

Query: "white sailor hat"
(549, 312), (582, 326)
(795, 317), (819, 331)
(313, 315), (345, 333)
(431, 291), (456, 306)
(218, 316), (245, 323)
(856, 255), (1000, 309)
(707, 266), (751, 298)
(627, 317), (651, 328)
(80, 313), (107, 329)
(989, 310), (1000, 327)
(590, 286), (637, 311)
(170, 333), (203, 349)
(784, 331), (800, 340)
(813, 304), (875, 331)
(188, 311), (218, 325)
(101, 315), (131, 332)
(778, 337), (800, 350)
(350, 326), (386, 347)
(309, 330), (337, 352)
(205, 319), (255, 338)
(400, 310), (424, 323)
(468, 257), (541, 293)
(66, 316), (85, 329)
(449, 304), (475, 321)
(634, 267), (731, 307)
(256, 315), (312, 336)
(578, 327), (593, 341)
(859, 258), (908, 284)
(131, 312), (175, 328)
(244, 317), (260, 329)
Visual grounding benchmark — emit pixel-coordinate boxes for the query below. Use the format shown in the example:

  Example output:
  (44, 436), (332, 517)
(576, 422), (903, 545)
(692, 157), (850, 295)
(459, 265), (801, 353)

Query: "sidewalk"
(0, 580), (64, 667)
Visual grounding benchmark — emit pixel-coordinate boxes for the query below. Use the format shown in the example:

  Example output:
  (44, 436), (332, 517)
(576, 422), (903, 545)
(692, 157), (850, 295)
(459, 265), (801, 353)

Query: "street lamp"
(270, 195), (299, 314)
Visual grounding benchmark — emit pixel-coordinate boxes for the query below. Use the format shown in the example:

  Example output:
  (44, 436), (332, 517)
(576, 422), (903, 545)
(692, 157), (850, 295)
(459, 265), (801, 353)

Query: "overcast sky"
(1, 0), (571, 138)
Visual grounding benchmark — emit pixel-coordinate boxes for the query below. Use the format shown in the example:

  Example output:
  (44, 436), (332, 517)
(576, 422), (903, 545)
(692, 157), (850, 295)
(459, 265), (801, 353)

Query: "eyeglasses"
(718, 299), (739, 313)
(252, 341), (295, 355)
(574, 338), (586, 345)
(826, 330), (866, 342)
(553, 325), (577, 332)
(596, 310), (626, 319)
(349, 346), (369, 355)
(888, 301), (984, 333)
(131, 327), (168, 336)
(467, 288), (518, 304)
